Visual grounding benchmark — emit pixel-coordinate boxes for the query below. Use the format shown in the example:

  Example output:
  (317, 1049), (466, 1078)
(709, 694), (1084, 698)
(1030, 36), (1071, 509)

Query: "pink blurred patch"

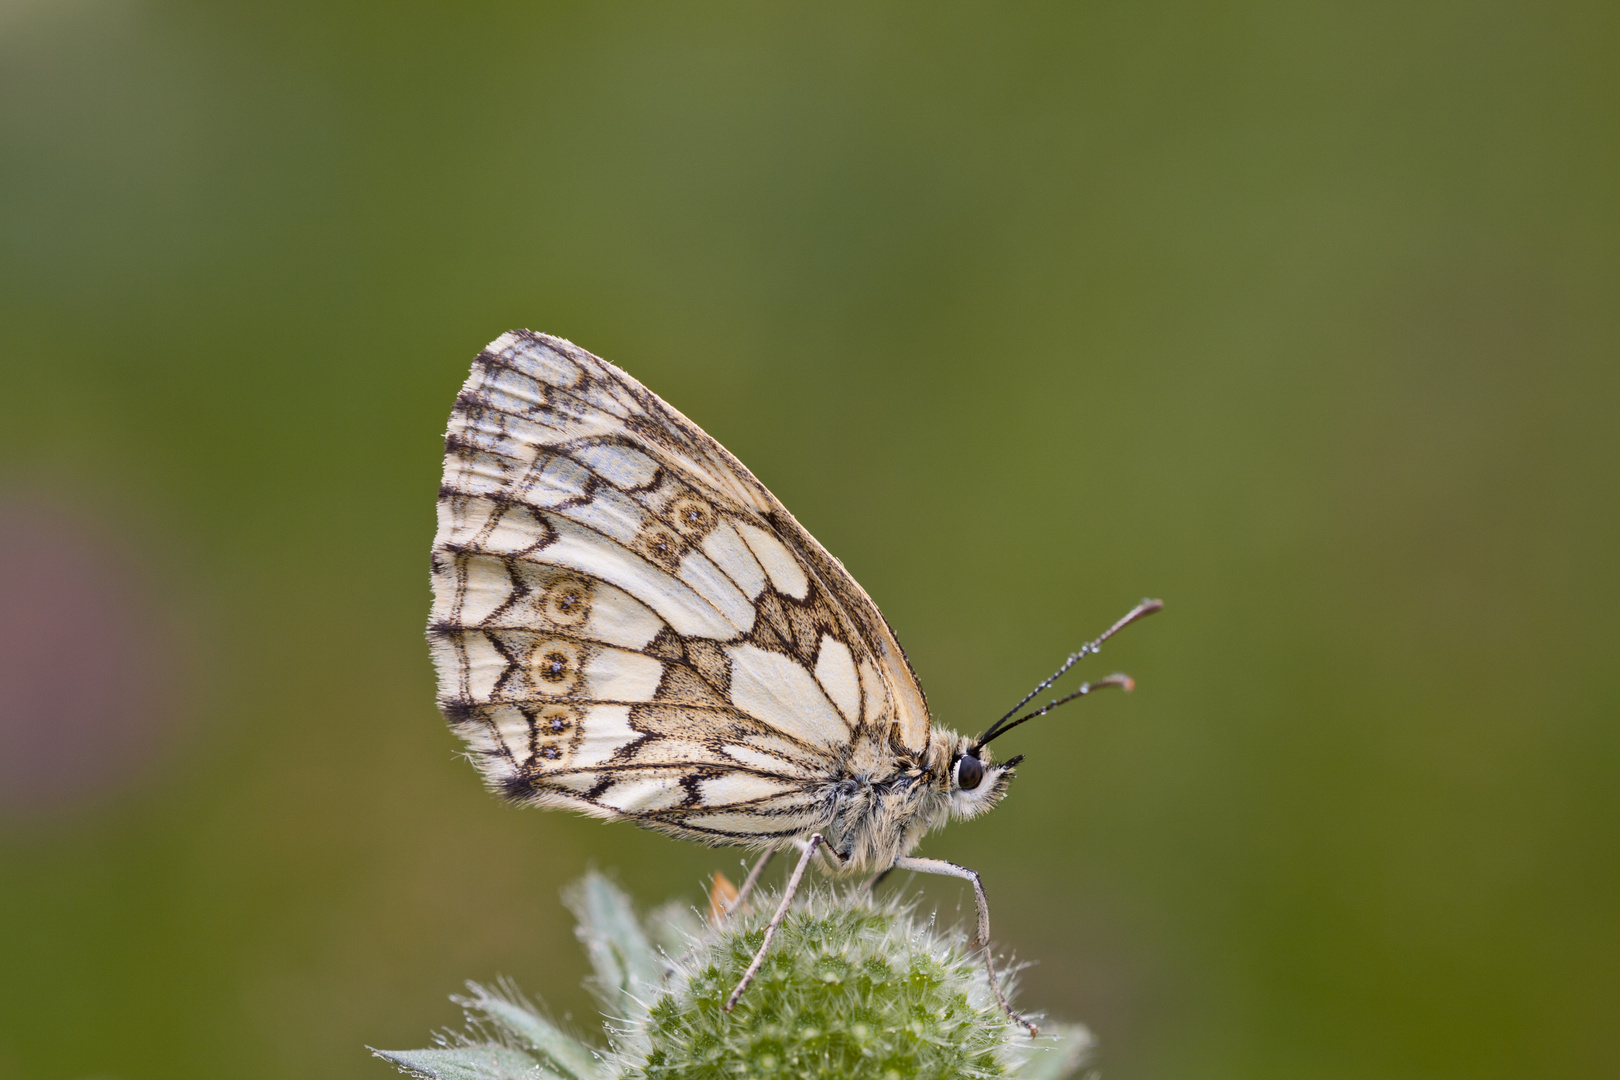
(0, 497), (184, 813)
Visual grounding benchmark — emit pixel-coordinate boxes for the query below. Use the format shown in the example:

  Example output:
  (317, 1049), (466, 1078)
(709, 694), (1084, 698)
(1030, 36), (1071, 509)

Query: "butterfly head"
(945, 734), (1021, 821)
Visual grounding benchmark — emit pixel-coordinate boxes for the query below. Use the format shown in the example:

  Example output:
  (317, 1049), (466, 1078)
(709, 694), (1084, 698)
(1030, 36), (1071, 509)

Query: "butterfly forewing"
(430, 330), (931, 845)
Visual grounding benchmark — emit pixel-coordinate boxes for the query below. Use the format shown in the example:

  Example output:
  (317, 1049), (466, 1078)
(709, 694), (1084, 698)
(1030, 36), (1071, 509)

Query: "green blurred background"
(1, 3), (1616, 1078)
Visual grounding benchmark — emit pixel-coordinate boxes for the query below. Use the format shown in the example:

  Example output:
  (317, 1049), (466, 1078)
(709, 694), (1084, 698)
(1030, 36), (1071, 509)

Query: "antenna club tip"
(1141, 598), (1165, 613)
(1117, 674), (1137, 692)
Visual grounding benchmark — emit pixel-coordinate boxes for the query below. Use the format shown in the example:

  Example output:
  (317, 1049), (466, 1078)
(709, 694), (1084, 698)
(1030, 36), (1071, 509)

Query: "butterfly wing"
(429, 330), (931, 847)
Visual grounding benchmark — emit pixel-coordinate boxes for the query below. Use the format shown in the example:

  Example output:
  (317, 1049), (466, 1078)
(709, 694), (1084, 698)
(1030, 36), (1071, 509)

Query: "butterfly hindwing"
(430, 330), (931, 844)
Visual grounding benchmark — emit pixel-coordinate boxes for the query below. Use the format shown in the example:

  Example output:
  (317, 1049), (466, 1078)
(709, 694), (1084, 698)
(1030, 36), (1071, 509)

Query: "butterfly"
(428, 330), (1160, 1033)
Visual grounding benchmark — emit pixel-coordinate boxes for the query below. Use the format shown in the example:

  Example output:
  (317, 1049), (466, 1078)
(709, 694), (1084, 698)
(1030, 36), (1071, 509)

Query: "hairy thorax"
(817, 727), (958, 873)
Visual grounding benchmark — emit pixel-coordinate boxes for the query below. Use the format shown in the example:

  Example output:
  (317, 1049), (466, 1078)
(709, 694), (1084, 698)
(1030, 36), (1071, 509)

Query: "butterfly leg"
(788, 835), (843, 874)
(720, 849), (777, 919)
(724, 833), (839, 1012)
(891, 856), (1038, 1036)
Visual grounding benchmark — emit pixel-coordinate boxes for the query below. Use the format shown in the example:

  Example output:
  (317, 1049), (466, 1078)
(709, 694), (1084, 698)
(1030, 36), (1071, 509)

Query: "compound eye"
(955, 753), (985, 792)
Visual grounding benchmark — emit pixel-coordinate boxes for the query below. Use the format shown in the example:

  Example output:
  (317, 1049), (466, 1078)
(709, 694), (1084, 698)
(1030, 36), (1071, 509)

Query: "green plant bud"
(374, 871), (1091, 1080)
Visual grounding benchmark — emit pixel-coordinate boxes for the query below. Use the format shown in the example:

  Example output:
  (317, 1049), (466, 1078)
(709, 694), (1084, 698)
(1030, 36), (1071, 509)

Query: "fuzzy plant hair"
(373, 871), (1093, 1080)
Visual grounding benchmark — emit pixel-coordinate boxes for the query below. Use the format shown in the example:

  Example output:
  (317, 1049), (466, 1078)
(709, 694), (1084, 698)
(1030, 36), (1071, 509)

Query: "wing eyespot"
(526, 704), (584, 771)
(668, 494), (717, 540)
(543, 574), (593, 628)
(526, 638), (583, 696)
(635, 523), (688, 570)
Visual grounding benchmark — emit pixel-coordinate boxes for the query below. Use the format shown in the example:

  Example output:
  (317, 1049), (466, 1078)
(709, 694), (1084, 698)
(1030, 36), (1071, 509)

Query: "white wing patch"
(721, 743), (805, 774)
(686, 809), (825, 836)
(436, 496), (545, 557)
(488, 706), (532, 763)
(599, 776), (686, 813)
(556, 485), (646, 545)
(814, 635), (862, 724)
(571, 705), (639, 767)
(455, 632), (507, 700)
(580, 584), (663, 650)
(572, 439), (660, 489)
(530, 455), (594, 508)
(726, 642), (848, 749)
(437, 558), (513, 626)
(674, 547), (757, 630)
(699, 774), (799, 805)
(701, 522), (767, 599)
(737, 522), (810, 600)
(582, 649), (665, 701)
(859, 660), (886, 734)
(486, 331), (583, 389)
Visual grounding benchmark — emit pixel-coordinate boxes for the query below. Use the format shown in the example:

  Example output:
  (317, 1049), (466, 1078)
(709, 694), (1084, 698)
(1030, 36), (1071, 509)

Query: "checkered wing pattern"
(429, 331), (930, 846)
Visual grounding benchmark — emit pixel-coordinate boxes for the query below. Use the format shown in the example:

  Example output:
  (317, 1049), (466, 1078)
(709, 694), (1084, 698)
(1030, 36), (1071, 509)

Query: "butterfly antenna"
(974, 598), (1162, 749)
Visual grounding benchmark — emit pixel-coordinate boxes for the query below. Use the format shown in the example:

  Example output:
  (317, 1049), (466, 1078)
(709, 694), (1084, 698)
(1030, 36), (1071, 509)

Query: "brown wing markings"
(435, 544), (471, 629)
(542, 764), (826, 814)
(469, 346), (592, 411)
(472, 340), (576, 385)
(733, 574), (856, 697)
(683, 639), (731, 696)
(644, 626), (686, 661)
(536, 761), (808, 782)
(493, 336), (652, 423)
(443, 430), (525, 467)
(508, 335), (930, 743)
(455, 628), (592, 704)
(536, 468), (606, 513)
(531, 437), (768, 601)
(539, 350), (769, 511)
(452, 387), (592, 448)
(763, 509), (907, 669)
(454, 342), (806, 615)
(472, 332), (761, 515)
(760, 508), (929, 748)
(436, 493), (561, 559)
(552, 436), (670, 494)
(431, 622), (749, 714)
(644, 797), (834, 843)
(783, 586), (846, 666)
(440, 697), (526, 778)
(460, 358), (623, 428)
(652, 791), (825, 820)
(454, 691), (835, 778)
(471, 557), (530, 628)
(541, 762), (818, 812)
(452, 416), (763, 607)
(451, 371), (626, 472)
(529, 774), (829, 846)
(433, 603), (792, 782)
(623, 702), (837, 767)
(431, 554), (600, 645)
(451, 364), (889, 727)
(441, 438), (528, 492)
(652, 664), (730, 709)
(640, 822), (816, 846)
(751, 592), (794, 652)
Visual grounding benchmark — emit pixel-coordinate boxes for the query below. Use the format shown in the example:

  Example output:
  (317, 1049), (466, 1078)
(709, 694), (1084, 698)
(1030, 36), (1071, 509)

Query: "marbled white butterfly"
(428, 331), (1160, 1032)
